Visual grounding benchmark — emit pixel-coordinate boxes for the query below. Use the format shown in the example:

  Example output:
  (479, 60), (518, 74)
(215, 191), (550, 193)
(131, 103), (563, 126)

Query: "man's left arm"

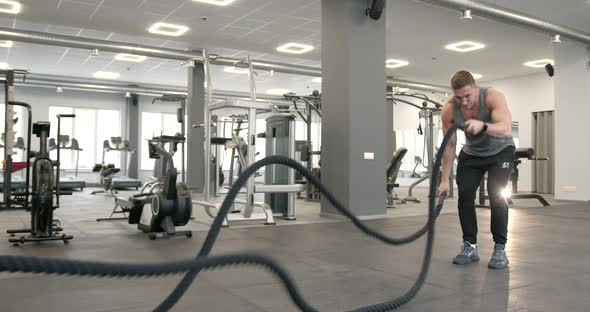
(485, 90), (513, 139)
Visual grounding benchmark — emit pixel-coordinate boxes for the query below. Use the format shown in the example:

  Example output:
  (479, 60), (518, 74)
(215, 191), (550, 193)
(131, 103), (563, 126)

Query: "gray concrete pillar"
(126, 93), (139, 179)
(321, 0), (388, 218)
(187, 63), (206, 190)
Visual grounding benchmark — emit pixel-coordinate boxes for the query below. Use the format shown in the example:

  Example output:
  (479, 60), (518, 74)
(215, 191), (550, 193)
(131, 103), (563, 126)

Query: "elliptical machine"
(7, 114), (75, 246)
(125, 134), (192, 239)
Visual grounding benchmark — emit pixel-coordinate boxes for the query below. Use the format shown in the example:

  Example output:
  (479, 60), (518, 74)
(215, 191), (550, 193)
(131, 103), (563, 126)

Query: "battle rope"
(0, 127), (458, 312)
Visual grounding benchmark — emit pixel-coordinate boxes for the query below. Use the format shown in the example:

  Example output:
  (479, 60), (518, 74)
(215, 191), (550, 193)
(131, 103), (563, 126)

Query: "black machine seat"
(15, 137), (25, 150)
(69, 138), (82, 151)
(92, 163), (115, 172)
(160, 134), (186, 143)
(477, 146), (550, 207)
(101, 168), (120, 177)
(211, 137), (232, 145)
(387, 147), (408, 193)
(48, 138), (57, 150)
(58, 135), (70, 147)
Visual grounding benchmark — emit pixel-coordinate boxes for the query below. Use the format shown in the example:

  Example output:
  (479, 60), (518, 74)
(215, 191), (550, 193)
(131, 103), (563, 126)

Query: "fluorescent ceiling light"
(192, 0), (235, 5)
(266, 88), (291, 95)
(93, 71), (120, 80)
(0, 1), (21, 14)
(385, 59), (409, 69)
(523, 59), (554, 68)
(445, 41), (486, 53)
(312, 77), (322, 83)
(471, 73), (483, 79)
(148, 22), (189, 37)
(0, 40), (13, 48)
(276, 43), (314, 55)
(224, 66), (249, 74)
(115, 53), (147, 62)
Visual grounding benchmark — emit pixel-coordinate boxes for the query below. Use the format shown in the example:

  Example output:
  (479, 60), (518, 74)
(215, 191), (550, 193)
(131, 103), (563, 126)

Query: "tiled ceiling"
(0, 0), (587, 93)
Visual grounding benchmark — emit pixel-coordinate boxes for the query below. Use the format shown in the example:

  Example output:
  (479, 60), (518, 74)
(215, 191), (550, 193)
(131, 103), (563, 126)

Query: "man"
(438, 70), (515, 269)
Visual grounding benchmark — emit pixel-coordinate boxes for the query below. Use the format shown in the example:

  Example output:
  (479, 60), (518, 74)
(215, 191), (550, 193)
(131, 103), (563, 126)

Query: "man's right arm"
(440, 102), (457, 189)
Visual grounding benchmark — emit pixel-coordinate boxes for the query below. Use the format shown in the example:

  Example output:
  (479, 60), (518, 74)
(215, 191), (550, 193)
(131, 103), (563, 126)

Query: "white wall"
(16, 86), (127, 184)
(553, 42), (590, 201)
(484, 73), (555, 192)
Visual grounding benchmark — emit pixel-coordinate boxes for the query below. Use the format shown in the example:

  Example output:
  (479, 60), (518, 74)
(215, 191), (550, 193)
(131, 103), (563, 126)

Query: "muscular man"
(438, 70), (515, 269)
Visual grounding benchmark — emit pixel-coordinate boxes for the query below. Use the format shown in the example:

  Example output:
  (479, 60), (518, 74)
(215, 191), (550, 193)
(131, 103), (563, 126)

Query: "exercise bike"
(7, 114), (75, 246)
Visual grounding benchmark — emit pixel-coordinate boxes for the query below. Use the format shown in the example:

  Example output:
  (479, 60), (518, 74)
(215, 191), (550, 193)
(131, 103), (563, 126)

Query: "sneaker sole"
(488, 261), (509, 269)
(453, 255), (480, 265)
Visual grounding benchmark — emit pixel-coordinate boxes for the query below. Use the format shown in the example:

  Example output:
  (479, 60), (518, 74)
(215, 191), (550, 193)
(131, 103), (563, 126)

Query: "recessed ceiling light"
(0, 40), (13, 48)
(192, 0), (235, 5)
(276, 43), (314, 55)
(523, 59), (554, 68)
(115, 53), (147, 62)
(0, 1), (22, 14)
(266, 88), (291, 95)
(385, 59), (409, 69)
(460, 10), (473, 20)
(445, 41), (486, 53)
(93, 71), (120, 80)
(148, 22), (189, 37)
(0, 62), (10, 69)
(312, 77), (322, 83)
(224, 66), (249, 74)
(471, 73), (483, 79)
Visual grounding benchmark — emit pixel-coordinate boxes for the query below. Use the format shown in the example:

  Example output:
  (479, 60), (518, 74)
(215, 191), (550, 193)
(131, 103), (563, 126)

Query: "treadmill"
(0, 136), (27, 191)
(102, 137), (142, 190)
(48, 135), (86, 191)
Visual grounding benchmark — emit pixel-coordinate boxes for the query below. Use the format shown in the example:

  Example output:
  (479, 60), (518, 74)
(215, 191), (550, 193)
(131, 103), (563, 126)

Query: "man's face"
(453, 84), (477, 109)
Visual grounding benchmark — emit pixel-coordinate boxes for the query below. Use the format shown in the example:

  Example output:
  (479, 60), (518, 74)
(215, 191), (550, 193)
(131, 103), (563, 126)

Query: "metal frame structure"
(388, 93), (451, 203)
(193, 51), (304, 226)
(1, 69), (32, 210)
(283, 93), (322, 202)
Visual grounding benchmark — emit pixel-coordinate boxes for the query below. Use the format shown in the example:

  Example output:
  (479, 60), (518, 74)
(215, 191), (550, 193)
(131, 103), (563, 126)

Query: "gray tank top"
(454, 87), (514, 157)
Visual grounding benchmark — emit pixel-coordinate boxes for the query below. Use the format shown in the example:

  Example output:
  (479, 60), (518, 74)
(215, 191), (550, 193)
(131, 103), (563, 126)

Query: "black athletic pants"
(456, 146), (515, 245)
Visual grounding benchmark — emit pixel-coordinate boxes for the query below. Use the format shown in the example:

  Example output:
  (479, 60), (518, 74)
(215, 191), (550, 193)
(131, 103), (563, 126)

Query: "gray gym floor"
(0, 187), (588, 312)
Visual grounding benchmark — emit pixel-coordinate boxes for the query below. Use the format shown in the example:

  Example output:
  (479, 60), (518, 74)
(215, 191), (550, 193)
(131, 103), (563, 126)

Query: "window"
(96, 109), (122, 167)
(140, 112), (186, 171)
(48, 106), (121, 170)
(396, 129), (427, 173)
